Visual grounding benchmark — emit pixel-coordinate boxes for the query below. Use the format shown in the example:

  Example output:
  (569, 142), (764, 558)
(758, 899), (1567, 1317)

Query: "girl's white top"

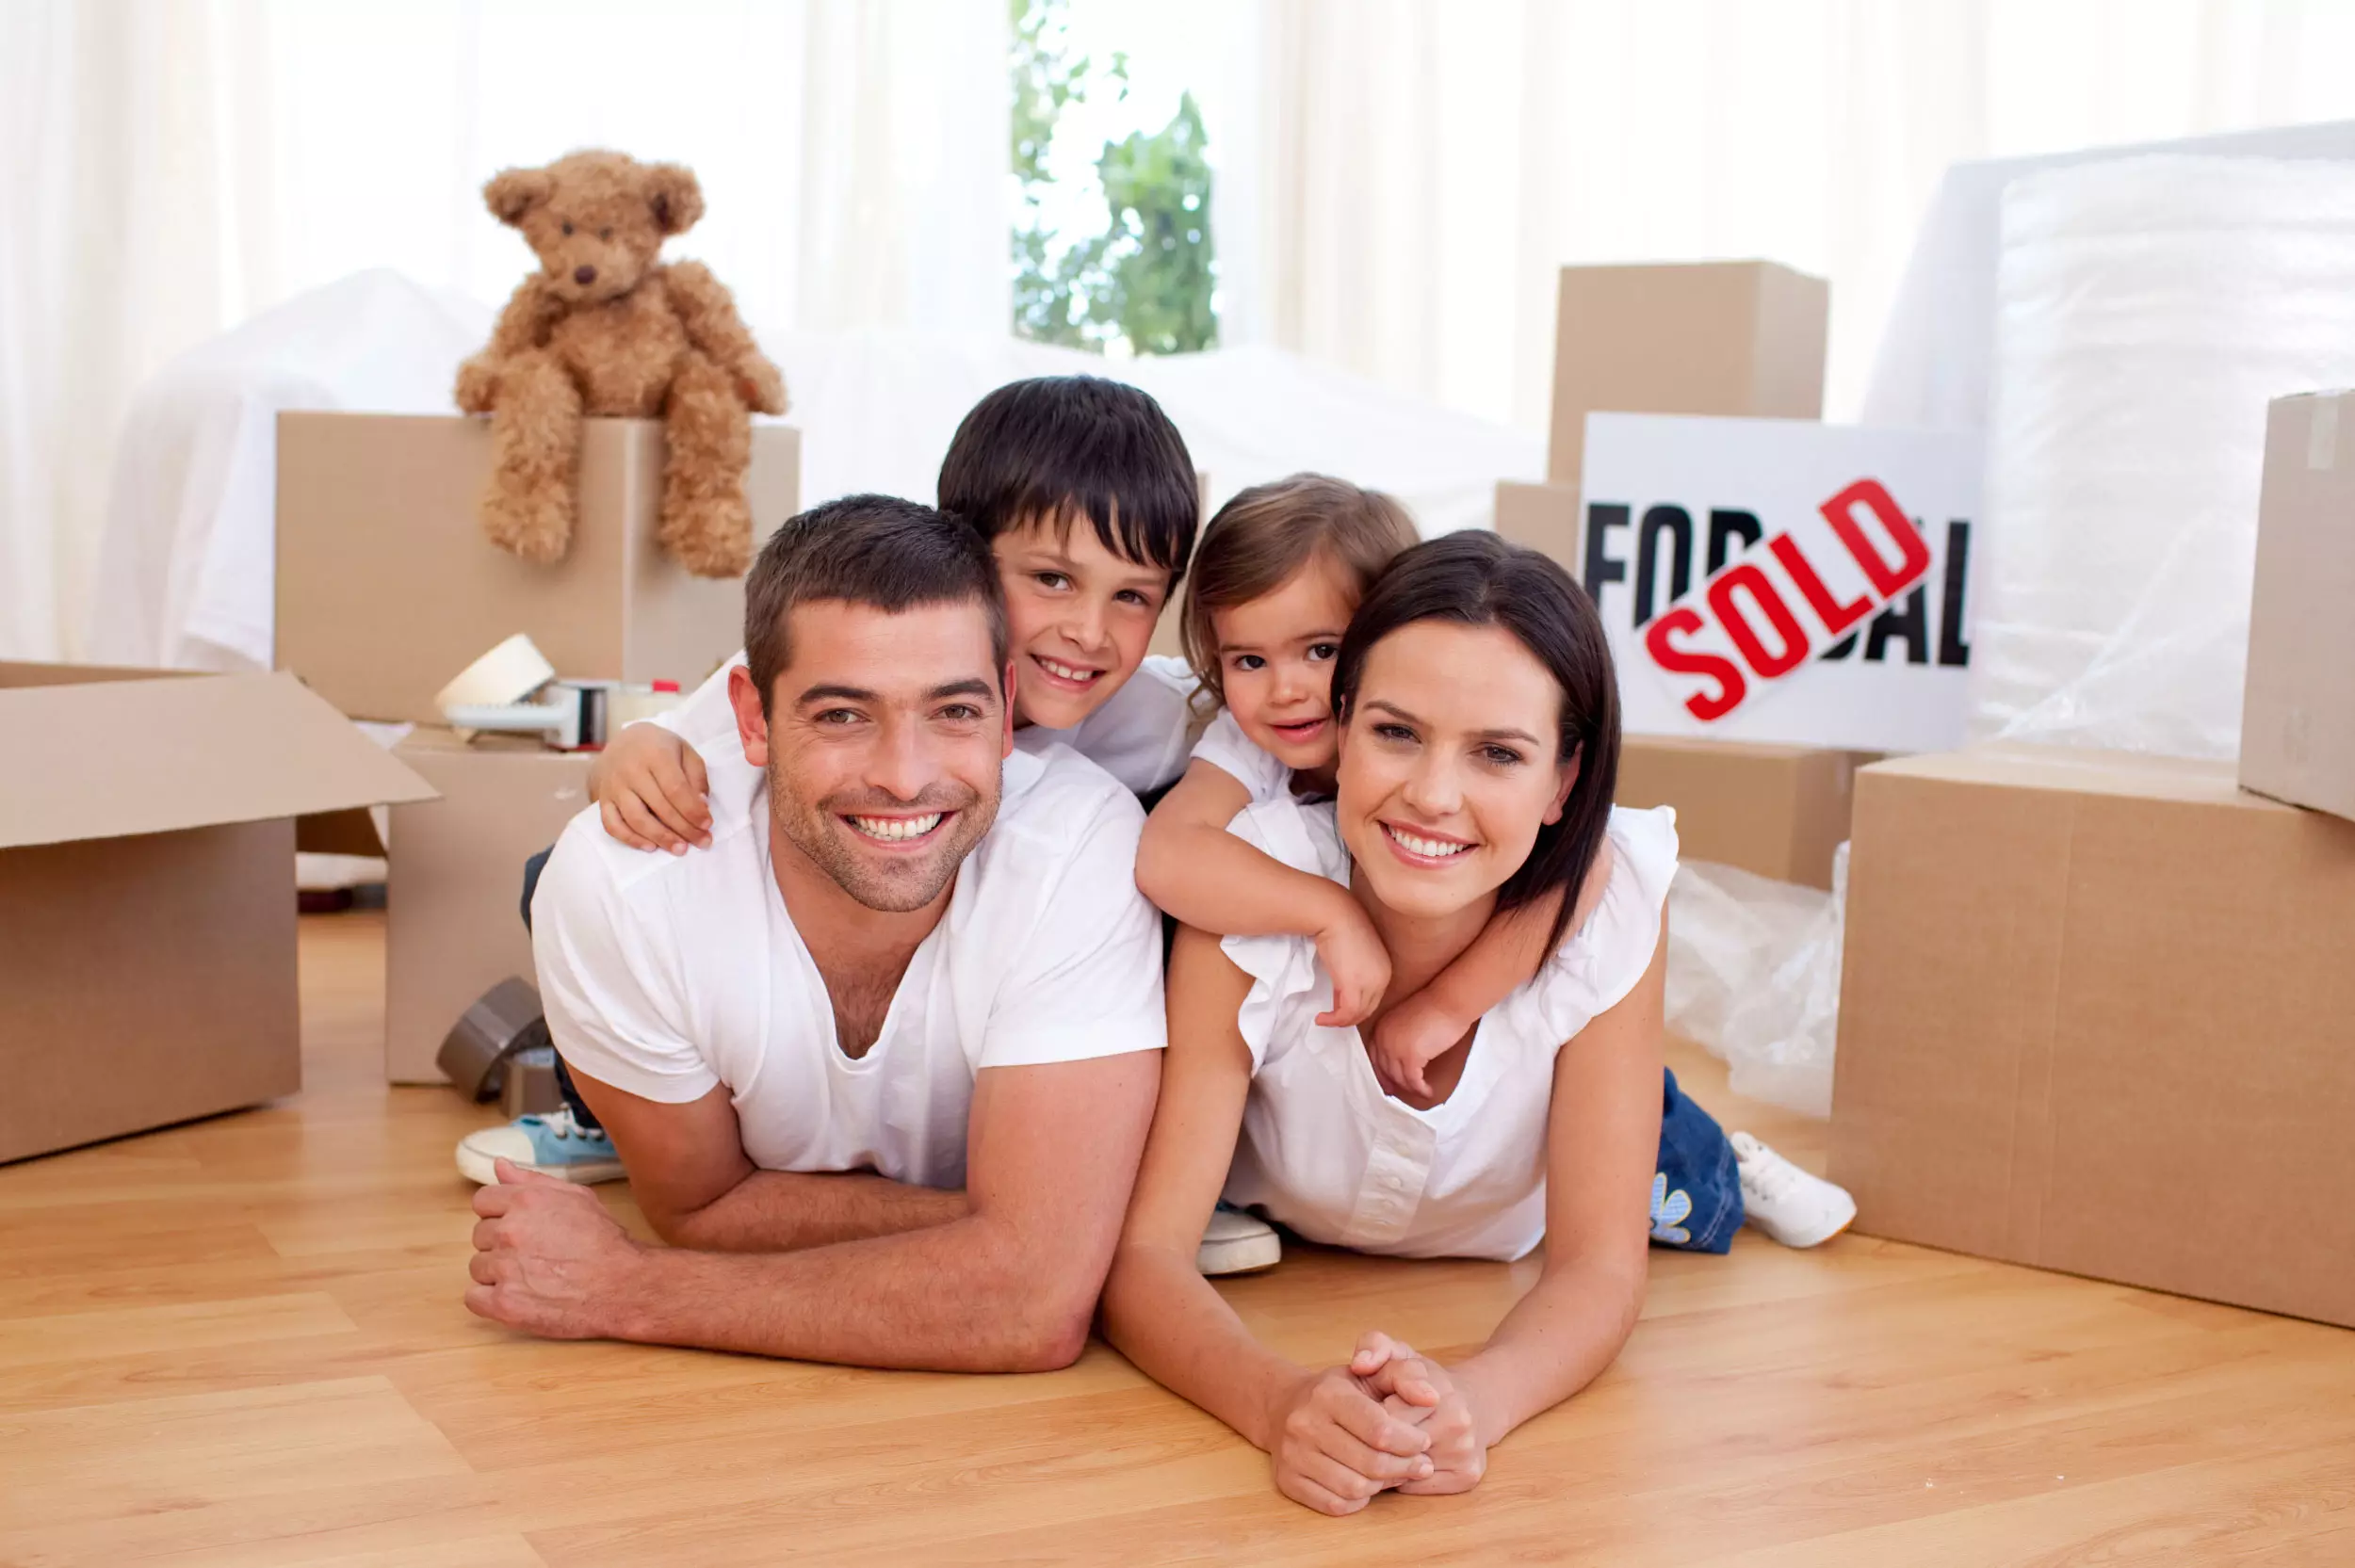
(661, 650), (1199, 796)
(1190, 709), (1293, 803)
(1216, 797), (1679, 1261)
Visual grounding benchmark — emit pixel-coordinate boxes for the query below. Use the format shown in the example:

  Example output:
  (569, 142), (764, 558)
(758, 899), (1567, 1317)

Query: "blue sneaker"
(455, 1108), (625, 1187)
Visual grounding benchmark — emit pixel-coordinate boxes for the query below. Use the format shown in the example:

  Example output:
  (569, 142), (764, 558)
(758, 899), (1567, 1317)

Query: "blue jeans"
(1651, 1067), (1743, 1253)
(520, 848), (605, 1133)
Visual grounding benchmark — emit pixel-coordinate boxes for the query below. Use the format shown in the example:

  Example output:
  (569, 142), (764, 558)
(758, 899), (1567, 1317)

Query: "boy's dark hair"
(743, 493), (1009, 717)
(1332, 530), (1620, 960)
(936, 375), (1199, 583)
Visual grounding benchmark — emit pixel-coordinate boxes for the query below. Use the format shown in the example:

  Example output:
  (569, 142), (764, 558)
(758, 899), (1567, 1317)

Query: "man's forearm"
(664, 1169), (968, 1253)
(605, 1211), (1094, 1371)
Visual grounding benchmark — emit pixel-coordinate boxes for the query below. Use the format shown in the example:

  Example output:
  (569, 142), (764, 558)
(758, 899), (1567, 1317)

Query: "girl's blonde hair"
(1179, 475), (1417, 709)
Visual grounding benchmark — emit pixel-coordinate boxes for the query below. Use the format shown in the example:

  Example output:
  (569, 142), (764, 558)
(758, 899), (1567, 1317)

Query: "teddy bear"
(454, 149), (787, 577)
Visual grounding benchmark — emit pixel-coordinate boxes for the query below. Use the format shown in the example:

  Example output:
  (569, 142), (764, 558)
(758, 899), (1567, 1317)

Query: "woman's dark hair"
(936, 375), (1200, 585)
(743, 493), (1008, 717)
(1331, 530), (1620, 959)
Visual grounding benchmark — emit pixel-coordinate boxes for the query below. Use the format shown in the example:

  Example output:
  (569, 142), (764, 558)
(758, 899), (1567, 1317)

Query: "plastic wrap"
(1972, 154), (2355, 759)
(1664, 846), (1847, 1119)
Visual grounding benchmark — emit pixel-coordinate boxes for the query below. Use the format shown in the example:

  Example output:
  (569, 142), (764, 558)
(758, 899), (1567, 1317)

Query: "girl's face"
(1210, 554), (1357, 775)
(993, 516), (1174, 731)
(1335, 620), (1578, 925)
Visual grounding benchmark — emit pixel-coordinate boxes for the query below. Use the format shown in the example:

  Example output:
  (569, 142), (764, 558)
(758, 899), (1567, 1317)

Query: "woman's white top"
(1190, 709), (1293, 803)
(660, 650), (1199, 796)
(1217, 798), (1679, 1261)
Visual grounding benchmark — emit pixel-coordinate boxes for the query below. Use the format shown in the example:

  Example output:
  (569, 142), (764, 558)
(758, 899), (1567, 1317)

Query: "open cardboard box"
(0, 664), (436, 1163)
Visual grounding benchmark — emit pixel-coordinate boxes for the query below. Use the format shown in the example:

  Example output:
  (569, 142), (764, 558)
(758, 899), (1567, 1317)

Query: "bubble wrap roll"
(1973, 155), (2355, 759)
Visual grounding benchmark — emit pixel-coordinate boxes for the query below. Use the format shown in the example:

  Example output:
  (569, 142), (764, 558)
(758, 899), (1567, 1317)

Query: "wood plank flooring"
(2, 910), (2350, 1564)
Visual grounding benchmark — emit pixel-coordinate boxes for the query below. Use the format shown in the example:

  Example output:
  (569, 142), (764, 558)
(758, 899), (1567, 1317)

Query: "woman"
(1101, 530), (1681, 1515)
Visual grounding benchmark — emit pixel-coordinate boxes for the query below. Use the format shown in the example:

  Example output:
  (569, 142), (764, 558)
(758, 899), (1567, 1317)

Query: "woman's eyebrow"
(1472, 726), (1545, 747)
(1364, 699), (1423, 724)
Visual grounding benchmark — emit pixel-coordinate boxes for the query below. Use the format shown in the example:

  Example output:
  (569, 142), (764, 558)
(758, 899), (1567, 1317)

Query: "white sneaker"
(455, 1108), (625, 1187)
(1198, 1207), (1282, 1276)
(1731, 1131), (1855, 1249)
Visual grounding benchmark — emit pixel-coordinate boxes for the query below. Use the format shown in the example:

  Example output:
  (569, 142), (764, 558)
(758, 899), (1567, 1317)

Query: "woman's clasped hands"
(1259, 1331), (1489, 1515)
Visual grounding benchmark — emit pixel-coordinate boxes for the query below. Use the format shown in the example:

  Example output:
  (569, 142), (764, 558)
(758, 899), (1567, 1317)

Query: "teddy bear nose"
(573, 265), (596, 285)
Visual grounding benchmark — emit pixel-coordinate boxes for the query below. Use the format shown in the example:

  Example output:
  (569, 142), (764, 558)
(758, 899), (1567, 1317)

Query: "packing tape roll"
(434, 633), (557, 712)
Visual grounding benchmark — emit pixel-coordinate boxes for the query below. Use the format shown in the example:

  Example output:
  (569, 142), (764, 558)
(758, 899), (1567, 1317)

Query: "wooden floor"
(3, 914), (2352, 1565)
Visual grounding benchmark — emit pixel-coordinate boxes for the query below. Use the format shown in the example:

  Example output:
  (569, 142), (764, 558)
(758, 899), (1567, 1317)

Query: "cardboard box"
(1832, 745), (2355, 1328)
(384, 727), (596, 1084)
(1493, 479), (1581, 574)
(1616, 736), (1872, 889)
(0, 664), (435, 1163)
(1547, 261), (1827, 485)
(277, 412), (802, 724)
(2241, 391), (2355, 822)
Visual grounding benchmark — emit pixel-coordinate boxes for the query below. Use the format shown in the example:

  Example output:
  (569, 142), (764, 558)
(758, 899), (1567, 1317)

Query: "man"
(466, 494), (1164, 1371)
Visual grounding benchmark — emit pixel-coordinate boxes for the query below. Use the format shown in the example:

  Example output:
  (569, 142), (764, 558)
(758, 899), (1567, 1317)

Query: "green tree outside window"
(1010, 0), (1218, 355)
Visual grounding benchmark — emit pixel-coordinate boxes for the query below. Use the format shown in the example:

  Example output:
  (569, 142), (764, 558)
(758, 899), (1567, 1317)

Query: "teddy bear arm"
(663, 262), (787, 415)
(457, 281), (562, 412)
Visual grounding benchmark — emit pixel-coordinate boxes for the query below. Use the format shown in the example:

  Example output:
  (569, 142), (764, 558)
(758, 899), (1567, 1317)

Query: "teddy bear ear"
(645, 163), (705, 237)
(483, 168), (554, 227)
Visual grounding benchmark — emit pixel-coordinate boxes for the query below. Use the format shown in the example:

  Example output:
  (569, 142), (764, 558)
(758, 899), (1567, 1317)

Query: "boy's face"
(990, 514), (1174, 731)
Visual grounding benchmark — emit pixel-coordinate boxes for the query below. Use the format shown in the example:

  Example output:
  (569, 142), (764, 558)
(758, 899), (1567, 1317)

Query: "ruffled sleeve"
(1524, 805), (1681, 1044)
(1217, 798), (1349, 1069)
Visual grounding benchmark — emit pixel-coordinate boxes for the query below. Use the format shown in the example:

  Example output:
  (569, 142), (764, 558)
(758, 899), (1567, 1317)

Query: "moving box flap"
(1863, 742), (2249, 806)
(0, 668), (438, 849)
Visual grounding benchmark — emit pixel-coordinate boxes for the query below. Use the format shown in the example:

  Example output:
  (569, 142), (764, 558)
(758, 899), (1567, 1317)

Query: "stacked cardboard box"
(277, 412), (803, 724)
(2240, 391), (2355, 824)
(276, 412), (802, 1085)
(0, 666), (434, 1161)
(1616, 736), (1873, 890)
(1511, 261), (1858, 884)
(1830, 746), (2355, 1328)
(383, 730), (599, 1085)
(1831, 391), (2355, 1326)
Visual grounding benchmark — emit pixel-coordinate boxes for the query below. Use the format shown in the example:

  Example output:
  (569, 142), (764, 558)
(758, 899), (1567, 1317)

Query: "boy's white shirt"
(659, 650), (1200, 796)
(1212, 797), (1680, 1261)
(532, 740), (1166, 1189)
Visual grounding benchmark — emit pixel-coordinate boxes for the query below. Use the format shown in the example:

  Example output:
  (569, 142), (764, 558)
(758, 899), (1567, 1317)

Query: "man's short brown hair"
(742, 494), (1011, 716)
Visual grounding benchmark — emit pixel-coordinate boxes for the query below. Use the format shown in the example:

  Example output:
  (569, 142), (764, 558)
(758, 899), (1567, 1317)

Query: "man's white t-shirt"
(1215, 796), (1679, 1261)
(661, 650), (1200, 797)
(531, 742), (1167, 1190)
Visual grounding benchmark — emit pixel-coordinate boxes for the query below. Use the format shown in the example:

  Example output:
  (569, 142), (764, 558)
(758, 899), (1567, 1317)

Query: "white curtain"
(1212, 0), (2355, 433)
(0, 0), (1007, 663)
(17, 0), (2355, 664)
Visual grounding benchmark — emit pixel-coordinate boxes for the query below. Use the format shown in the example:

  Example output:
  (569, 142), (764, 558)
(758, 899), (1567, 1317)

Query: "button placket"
(1340, 1120), (1437, 1249)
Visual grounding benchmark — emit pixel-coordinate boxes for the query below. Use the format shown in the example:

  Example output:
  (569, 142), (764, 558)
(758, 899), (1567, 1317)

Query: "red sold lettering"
(1644, 606), (1746, 721)
(1820, 478), (1931, 597)
(1768, 531), (1873, 638)
(1707, 562), (1809, 678)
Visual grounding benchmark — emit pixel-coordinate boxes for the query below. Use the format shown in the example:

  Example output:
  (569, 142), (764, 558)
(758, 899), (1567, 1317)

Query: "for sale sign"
(1579, 413), (1983, 753)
